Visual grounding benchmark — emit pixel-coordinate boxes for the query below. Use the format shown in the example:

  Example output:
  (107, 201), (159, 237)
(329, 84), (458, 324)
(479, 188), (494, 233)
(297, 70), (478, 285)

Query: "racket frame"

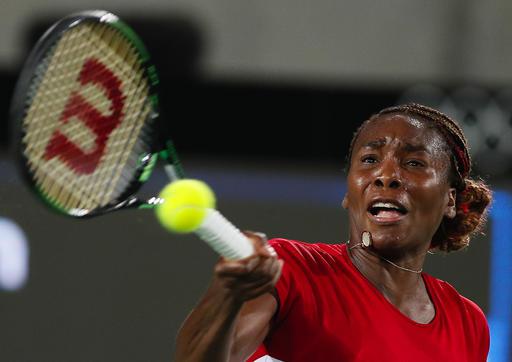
(11, 10), (184, 218)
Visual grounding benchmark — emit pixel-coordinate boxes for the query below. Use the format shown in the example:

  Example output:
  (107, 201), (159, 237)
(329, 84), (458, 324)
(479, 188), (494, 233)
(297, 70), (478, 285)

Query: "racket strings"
(24, 40), (74, 153)
(26, 30), (88, 209)
(25, 30), (93, 157)
(22, 22), (154, 213)
(61, 23), (142, 210)
(72, 24), (136, 208)
(28, 27), (105, 210)
(73, 24), (153, 210)
(84, 24), (152, 207)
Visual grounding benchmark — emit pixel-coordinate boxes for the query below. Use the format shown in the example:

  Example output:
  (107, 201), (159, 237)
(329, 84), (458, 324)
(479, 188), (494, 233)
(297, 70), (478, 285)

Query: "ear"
(342, 194), (349, 209)
(444, 188), (456, 219)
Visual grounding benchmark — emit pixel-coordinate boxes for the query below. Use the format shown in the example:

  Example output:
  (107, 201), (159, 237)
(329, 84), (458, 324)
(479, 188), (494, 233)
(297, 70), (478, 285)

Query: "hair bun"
(459, 179), (492, 215)
(431, 178), (492, 252)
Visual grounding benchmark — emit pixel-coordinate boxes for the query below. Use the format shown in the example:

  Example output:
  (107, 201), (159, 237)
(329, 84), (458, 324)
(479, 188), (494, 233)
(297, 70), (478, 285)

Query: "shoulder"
(426, 275), (490, 358)
(268, 238), (344, 263)
(425, 274), (488, 330)
(427, 276), (484, 314)
(268, 237), (317, 250)
(268, 238), (348, 277)
(266, 239), (350, 326)
(268, 238), (343, 253)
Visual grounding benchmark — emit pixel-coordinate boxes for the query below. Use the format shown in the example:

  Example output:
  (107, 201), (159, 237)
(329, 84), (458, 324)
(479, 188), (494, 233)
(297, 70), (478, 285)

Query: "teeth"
(372, 202), (400, 210)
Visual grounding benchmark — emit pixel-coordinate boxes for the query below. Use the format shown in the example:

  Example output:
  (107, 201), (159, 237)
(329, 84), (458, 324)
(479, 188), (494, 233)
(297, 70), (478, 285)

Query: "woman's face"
(343, 113), (457, 254)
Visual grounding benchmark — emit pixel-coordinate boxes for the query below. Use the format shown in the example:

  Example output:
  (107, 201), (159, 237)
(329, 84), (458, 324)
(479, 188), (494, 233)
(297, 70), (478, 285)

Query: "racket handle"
(195, 209), (254, 260)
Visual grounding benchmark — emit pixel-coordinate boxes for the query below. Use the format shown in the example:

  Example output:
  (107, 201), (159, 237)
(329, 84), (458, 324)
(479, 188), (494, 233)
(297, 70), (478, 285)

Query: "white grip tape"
(195, 209), (254, 260)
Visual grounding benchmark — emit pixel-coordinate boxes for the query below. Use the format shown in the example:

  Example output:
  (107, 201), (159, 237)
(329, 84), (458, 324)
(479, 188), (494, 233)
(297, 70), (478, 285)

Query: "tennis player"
(175, 104), (492, 362)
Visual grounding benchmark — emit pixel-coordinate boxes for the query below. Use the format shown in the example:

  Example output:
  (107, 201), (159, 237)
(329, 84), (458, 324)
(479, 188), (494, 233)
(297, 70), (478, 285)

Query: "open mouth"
(367, 201), (408, 223)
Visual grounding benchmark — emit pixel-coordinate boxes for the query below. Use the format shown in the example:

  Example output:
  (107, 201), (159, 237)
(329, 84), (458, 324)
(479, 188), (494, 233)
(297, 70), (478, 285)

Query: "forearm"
(175, 232), (282, 362)
(175, 280), (243, 362)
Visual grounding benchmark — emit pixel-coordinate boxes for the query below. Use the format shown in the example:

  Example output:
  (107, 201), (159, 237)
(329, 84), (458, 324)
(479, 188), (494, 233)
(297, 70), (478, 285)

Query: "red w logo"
(44, 58), (125, 174)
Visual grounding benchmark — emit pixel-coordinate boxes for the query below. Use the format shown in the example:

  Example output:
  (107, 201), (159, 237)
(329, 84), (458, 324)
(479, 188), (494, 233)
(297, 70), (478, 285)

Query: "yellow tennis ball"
(155, 179), (216, 233)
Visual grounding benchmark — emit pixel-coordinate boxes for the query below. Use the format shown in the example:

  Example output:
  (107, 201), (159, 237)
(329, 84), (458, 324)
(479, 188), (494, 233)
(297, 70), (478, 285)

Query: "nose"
(373, 159), (402, 189)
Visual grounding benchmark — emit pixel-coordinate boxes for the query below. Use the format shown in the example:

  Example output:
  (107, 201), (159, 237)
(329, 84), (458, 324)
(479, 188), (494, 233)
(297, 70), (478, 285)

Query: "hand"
(212, 231), (283, 304)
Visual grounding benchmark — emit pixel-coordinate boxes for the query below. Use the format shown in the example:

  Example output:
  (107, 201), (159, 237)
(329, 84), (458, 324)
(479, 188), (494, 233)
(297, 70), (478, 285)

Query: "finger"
(216, 261), (280, 283)
(259, 255), (277, 277)
(239, 256), (278, 282)
(271, 259), (284, 285)
(266, 244), (277, 257)
(218, 252), (261, 268)
(242, 231), (272, 256)
(237, 257), (281, 284)
(243, 230), (268, 245)
(215, 264), (248, 277)
(264, 258), (281, 286)
(215, 257), (261, 276)
(253, 232), (268, 243)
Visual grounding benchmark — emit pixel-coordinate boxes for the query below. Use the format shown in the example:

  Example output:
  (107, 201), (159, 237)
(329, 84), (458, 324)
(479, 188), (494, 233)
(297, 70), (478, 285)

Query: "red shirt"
(247, 239), (489, 362)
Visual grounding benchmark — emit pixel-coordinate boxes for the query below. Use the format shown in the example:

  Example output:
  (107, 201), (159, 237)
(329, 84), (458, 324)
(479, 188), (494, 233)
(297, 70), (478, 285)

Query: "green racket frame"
(11, 10), (185, 218)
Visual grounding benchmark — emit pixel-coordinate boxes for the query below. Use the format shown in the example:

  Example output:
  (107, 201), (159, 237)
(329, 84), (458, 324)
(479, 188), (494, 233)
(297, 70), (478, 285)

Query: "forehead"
(352, 113), (447, 153)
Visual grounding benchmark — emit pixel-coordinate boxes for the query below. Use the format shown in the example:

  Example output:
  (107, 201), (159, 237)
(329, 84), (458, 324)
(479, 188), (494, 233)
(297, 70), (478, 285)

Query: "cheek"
(347, 165), (372, 188)
(352, 173), (368, 189)
(346, 171), (371, 207)
(409, 174), (449, 211)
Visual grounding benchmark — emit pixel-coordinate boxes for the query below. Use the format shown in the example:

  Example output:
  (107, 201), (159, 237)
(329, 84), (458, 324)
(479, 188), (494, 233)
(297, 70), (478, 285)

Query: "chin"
(368, 230), (407, 251)
(370, 229), (428, 257)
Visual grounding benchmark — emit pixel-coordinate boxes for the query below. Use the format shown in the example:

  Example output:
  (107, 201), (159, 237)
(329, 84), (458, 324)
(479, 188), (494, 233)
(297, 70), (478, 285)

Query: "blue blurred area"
(488, 191), (512, 362)
(190, 167), (347, 207)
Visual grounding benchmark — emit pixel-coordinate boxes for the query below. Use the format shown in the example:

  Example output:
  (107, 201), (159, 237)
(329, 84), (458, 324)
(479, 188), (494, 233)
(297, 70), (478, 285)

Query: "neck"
(347, 242), (427, 298)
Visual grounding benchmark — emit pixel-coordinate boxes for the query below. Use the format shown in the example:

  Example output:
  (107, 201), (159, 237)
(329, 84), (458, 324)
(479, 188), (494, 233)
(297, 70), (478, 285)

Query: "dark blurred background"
(0, 1), (511, 361)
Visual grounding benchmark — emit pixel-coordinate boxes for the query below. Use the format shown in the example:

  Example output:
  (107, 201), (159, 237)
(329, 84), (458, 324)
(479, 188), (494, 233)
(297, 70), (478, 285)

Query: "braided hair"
(348, 103), (492, 252)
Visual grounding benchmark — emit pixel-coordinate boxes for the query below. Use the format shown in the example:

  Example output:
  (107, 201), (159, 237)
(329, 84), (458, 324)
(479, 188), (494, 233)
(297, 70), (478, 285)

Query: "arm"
(175, 232), (283, 362)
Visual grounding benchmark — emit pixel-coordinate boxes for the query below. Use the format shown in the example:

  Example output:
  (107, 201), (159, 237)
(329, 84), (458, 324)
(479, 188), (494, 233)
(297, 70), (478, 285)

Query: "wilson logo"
(44, 58), (124, 174)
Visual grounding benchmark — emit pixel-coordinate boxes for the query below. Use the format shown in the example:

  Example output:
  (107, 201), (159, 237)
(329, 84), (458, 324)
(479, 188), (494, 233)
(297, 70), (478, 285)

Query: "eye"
(361, 155), (378, 164)
(405, 159), (425, 167)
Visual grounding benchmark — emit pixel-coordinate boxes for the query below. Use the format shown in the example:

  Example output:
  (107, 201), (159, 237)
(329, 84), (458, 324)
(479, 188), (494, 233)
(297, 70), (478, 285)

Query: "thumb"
(242, 230), (276, 257)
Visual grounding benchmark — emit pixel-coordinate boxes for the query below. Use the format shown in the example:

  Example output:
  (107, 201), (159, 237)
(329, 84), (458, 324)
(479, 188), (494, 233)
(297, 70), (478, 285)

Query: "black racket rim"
(11, 10), (173, 218)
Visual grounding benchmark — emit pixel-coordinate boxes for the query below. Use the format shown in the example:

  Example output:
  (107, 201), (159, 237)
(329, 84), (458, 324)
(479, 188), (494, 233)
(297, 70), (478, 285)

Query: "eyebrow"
(402, 143), (431, 154)
(362, 139), (431, 154)
(362, 138), (386, 149)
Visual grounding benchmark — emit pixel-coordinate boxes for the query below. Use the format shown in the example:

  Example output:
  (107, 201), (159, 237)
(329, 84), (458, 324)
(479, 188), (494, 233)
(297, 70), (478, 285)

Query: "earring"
(362, 231), (372, 247)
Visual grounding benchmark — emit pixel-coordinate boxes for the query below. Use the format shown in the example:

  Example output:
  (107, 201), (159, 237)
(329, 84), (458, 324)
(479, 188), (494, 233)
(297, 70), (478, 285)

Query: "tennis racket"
(10, 10), (253, 260)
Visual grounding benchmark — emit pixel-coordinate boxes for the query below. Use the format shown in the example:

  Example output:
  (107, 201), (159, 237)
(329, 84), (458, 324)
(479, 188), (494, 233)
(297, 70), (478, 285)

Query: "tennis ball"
(155, 179), (216, 233)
